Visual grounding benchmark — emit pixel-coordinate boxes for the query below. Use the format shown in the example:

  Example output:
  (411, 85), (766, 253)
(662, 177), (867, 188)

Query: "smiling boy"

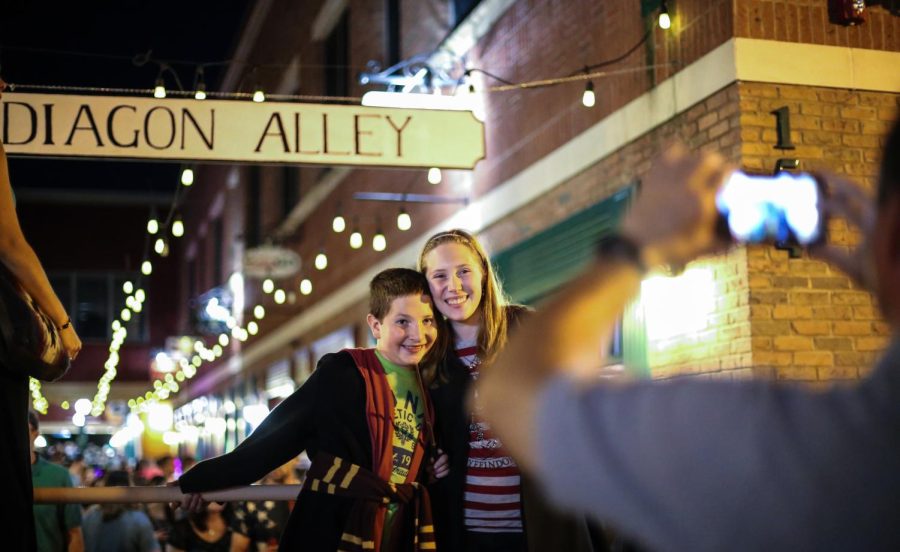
(179, 268), (446, 552)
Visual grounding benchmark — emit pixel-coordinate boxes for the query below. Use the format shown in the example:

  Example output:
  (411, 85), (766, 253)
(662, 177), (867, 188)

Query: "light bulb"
(153, 79), (166, 99)
(154, 237), (166, 255)
(274, 289), (286, 304)
(147, 219), (159, 235)
(219, 333), (229, 347)
(427, 167), (442, 185)
(194, 83), (207, 100)
(181, 168), (194, 186)
(373, 232), (386, 252)
(315, 252), (328, 270)
(252, 88), (265, 103)
(172, 217), (184, 237)
(121, 308), (132, 322)
(659, 5), (671, 29)
(135, 289), (146, 303)
(397, 209), (412, 231)
(247, 321), (259, 335)
(123, 281), (134, 294)
(300, 278), (312, 295)
(582, 81), (596, 107)
(332, 215), (346, 233)
(262, 279), (275, 294)
(141, 261), (152, 275)
(350, 230), (363, 249)
(253, 304), (265, 319)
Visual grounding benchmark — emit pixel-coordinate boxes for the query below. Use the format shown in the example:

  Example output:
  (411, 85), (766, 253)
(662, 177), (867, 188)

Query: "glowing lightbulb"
(427, 167), (442, 185)
(373, 232), (386, 252)
(153, 79), (166, 99)
(582, 81), (596, 107)
(300, 278), (312, 296)
(181, 168), (194, 186)
(141, 261), (152, 275)
(350, 230), (363, 249)
(315, 252), (328, 270)
(147, 219), (159, 235)
(332, 215), (346, 233)
(172, 217), (184, 237)
(397, 209), (412, 231)
(274, 289), (286, 304)
(262, 279), (275, 294)
(123, 281), (134, 294)
(253, 305), (265, 319)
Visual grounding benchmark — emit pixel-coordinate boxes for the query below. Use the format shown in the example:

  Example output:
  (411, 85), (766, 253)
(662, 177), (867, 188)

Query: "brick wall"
(740, 82), (898, 382)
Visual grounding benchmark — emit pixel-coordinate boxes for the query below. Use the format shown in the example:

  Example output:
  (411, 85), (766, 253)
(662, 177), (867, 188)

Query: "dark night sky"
(1, 1), (250, 198)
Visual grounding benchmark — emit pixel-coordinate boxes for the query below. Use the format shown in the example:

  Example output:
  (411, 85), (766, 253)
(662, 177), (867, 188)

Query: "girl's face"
(423, 242), (485, 326)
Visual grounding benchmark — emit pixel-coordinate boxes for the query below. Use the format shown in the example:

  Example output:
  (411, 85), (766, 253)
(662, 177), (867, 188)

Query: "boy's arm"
(179, 359), (326, 493)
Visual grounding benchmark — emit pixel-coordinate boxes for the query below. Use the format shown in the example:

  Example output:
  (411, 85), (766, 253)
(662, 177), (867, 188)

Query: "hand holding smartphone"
(716, 171), (824, 246)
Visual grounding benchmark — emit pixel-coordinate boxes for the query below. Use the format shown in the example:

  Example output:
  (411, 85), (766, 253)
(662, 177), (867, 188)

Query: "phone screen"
(716, 172), (822, 245)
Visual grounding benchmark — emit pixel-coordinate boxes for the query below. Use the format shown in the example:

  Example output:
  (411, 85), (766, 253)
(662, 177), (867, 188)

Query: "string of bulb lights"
(26, 3), (674, 419)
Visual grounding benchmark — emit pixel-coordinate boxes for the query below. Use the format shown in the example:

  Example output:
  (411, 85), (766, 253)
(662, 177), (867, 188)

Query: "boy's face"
(367, 293), (437, 368)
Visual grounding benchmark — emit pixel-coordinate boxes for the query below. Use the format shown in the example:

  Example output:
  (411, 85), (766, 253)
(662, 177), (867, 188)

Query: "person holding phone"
(478, 117), (900, 551)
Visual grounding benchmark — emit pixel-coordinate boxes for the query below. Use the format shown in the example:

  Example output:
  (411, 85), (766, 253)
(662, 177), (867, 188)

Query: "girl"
(419, 229), (602, 552)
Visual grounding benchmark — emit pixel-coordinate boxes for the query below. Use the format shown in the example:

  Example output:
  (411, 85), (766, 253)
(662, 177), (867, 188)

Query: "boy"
(179, 268), (445, 551)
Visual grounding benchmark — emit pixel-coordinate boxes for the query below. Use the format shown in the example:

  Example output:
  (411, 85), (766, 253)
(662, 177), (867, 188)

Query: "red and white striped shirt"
(458, 344), (523, 533)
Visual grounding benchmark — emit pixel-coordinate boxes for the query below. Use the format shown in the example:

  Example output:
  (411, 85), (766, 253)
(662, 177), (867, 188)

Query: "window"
(49, 272), (148, 342)
(324, 11), (350, 97)
(492, 187), (637, 370)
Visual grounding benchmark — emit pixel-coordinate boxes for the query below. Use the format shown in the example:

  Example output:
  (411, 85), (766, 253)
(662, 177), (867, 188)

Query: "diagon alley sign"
(0, 93), (485, 169)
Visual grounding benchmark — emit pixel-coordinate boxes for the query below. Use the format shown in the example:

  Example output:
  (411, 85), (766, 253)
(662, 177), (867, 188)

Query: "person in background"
(237, 460), (301, 552)
(167, 503), (249, 552)
(82, 470), (159, 552)
(0, 77), (82, 552)
(479, 117), (900, 550)
(30, 411), (84, 552)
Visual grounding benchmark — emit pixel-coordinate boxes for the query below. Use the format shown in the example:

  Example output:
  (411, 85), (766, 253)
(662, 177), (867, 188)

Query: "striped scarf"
(304, 452), (436, 551)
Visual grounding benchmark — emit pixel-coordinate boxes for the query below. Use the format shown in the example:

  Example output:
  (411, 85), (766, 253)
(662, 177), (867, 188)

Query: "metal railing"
(33, 484), (303, 504)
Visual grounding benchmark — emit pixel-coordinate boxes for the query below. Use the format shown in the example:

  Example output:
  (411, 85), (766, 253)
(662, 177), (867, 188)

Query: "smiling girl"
(419, 229), (602, 552)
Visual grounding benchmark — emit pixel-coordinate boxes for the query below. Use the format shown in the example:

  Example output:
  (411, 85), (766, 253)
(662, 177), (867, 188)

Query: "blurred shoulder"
(505, 304), (533, 325)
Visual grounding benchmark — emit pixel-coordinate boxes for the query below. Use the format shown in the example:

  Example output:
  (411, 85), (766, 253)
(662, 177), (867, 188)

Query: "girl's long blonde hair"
(418, 229), (513, 377)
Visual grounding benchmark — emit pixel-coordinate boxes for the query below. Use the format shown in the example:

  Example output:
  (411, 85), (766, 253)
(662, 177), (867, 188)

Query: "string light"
(252, 85), (266, 103)
(147, 218), (159, 235)
(300, 278), (312, 296)
(582, 81), (596, 107)
(123, 281), (134, 294)
(194, 83), (207, 100)
(141, 261), (153, 275)
(397, 208), (412, 231)
(219, 333), (230, 347)
(262, 278), (275, 294)
(315, 251), (328, 270)
(427, 167), (442, 185)
(659, 0), (671, 29)
(181, 168), (194, 186)
(153, 78), (166, 99)
(253, 304), (266, 319)
(350, 226), (363, 249)
(274, 289), (286, 304)
(154, 237), (168, 256)
(373, 230), (387, 252)
(247, 321), (259, 335)
(172, 215), (185, 238)
(332, 213), (346, 233)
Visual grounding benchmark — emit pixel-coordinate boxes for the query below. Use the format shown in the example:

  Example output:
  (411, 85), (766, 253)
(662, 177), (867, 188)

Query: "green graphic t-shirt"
(375, 350), (425, 484)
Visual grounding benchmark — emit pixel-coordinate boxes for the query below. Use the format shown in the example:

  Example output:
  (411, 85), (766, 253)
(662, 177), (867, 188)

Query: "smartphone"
(716, 171), (823, 245)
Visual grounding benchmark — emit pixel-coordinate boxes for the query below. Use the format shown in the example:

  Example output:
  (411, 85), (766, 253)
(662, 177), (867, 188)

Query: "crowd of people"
(28, 413), (305, 552)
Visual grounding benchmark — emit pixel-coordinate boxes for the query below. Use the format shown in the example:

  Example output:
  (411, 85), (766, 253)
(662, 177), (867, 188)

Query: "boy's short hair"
(369, 268), (431, 320)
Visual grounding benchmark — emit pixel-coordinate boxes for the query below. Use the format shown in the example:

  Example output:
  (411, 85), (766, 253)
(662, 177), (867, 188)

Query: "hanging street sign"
(0, 92), (486, 169)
